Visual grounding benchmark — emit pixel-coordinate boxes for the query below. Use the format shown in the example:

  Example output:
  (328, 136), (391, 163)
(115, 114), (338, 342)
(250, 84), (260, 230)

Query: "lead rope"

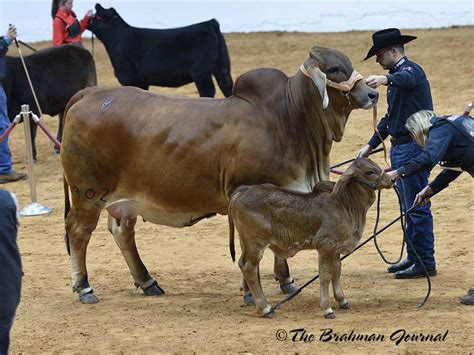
(373, 105), (389, 167)
(14, 39), (45, 119)
(372, 189), (405, 264)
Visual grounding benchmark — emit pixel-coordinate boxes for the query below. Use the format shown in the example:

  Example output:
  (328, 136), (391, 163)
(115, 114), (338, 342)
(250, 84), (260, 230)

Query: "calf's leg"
(332, 254), (350, 309)
(318, 250), (336, 318)
(238, 240), (270, 316)
(66, 207), (101, 304)
(107, 215), (165, 296)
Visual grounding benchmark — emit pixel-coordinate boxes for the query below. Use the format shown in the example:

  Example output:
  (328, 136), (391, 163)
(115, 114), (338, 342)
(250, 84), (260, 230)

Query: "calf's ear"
(304, 60), (329, 110)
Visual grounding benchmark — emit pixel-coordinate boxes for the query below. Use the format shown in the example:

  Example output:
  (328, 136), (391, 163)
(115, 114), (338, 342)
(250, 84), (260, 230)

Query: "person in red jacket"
(51, 0), (92, 47)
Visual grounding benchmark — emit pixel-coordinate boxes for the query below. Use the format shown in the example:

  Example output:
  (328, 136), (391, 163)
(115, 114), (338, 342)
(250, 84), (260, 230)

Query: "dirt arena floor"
(5, 26), (473, 353)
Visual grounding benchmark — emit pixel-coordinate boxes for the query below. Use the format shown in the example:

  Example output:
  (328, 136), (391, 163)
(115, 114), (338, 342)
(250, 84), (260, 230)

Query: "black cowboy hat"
(364, 28), (417, 60)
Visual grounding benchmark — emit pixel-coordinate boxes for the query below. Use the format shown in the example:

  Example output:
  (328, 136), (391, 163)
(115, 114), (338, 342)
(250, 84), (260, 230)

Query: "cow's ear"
(304, 59), (329, 110)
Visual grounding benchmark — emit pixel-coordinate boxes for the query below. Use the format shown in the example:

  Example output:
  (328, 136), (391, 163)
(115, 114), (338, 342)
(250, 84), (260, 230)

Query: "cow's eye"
(366, 170), (376, 176)
(327, 67), (339, 74)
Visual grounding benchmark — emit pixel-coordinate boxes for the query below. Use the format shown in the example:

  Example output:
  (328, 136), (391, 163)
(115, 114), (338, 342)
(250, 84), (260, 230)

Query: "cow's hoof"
(143, 281), (165, 296)
(79, 292), (99, 304)
(280, 280), (298, 294)
(243, 292), (255, 306)
(339, 302), (351, 310)
(324, 312), (336, 319)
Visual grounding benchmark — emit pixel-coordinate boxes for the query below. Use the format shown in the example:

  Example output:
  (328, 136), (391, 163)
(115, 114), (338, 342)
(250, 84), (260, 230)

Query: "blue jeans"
(0, 312), (15, 355)
(391, 142), (436, 269)
(0, 85), (12, 174)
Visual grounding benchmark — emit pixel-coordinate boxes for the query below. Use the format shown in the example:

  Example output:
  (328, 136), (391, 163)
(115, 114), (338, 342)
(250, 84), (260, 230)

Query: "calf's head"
(89, 3), (127, 34)
(334, 158), (392, 193)
(303, 47), (378, 110)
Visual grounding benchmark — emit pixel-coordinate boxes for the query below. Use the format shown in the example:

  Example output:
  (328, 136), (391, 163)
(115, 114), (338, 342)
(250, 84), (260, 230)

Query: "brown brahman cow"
(61, 46), (378, 304)
(228, 159), (393, 319)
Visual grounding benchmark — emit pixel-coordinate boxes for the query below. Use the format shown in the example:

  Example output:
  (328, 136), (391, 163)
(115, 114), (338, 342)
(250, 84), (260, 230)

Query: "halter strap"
(354, 170), (386, 190)
(300, 64), (364, 92)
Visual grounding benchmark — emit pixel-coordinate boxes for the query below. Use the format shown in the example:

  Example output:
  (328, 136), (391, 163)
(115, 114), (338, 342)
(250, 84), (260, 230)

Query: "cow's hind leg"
(273, 255), (298, 294)
(240, 275), (255, 306)
(66, 207), (101, 304)
(107, 215), (165, 296)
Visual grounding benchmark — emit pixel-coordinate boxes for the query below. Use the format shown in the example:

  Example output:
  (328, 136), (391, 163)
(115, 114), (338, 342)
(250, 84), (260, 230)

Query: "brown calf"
(228, 158), (392, 318)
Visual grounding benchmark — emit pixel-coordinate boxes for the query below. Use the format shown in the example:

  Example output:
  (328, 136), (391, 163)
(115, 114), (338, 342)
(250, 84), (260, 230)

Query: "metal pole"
(19, 105), (51, 216)
(21, 105), (36, 202)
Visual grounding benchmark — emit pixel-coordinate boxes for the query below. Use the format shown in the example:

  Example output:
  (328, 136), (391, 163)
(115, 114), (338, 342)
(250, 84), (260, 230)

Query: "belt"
(390, 136), (414, 146)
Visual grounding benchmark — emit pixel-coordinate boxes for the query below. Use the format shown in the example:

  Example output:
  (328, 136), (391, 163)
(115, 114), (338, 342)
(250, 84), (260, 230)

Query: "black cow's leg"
(213, 70), (233, 97)
(107, 214), (165, 296)
(54, 112), (64, 154)
(194, 76), (216, 97)
(273, 255), (298, 294)
(30, 120), (38, 161)
(66, 205), (101, 304)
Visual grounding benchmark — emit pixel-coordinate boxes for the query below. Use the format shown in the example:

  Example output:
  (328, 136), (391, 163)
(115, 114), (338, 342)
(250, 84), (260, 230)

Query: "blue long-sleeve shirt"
(0, 36), (12, 84)
(0, 189), (22, 318)
(397, 116), (473, 193)
(368, 57), (433, 148)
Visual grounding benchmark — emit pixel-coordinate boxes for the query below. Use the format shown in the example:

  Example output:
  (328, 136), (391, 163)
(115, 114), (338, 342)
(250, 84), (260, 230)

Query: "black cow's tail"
(63, 174), (71, 256)
(211, 19), (233, 97)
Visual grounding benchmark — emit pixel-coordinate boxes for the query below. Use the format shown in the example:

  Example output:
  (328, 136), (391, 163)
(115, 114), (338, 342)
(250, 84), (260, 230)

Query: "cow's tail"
(63, 174), (71, 256)
(62, 88), (90, 256)
(211, 19), (233, 98)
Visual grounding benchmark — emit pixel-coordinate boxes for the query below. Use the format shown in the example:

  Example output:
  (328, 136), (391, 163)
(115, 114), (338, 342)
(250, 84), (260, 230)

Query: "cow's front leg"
(107, 215), (165, 296)
(66, 207), (101, 304)
(273, 255), (298, 294)
(332, 254), (350, 309)
(318, 250), (335, 319)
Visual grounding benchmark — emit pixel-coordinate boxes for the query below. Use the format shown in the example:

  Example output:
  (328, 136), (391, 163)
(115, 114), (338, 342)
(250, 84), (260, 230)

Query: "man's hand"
(365, 75), (388, 89)
(356, 144), (373, 158)
(414, 185), (433, 206)
(386, 170), (400, 181)
(6, 24), (17, 42)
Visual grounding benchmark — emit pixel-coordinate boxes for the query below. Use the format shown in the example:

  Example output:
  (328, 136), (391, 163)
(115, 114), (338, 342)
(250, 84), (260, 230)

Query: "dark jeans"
(0, 312), (15, 355)
(391, 142), (436, 269)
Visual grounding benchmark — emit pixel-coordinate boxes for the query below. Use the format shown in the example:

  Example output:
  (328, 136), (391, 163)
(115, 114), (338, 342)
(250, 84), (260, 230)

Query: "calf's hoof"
(79, 291), (99, 304)
(243, 292), (255, 306)
(339, 301), (351, 310)
(324, 312), (336, 319)
(261, 305), (274, 318)
(142, 280), (166, 296)
(280, 280), (298, 294)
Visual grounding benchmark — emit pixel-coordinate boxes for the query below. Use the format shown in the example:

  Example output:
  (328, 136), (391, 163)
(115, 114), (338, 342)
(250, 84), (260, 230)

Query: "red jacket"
(52, 9), (90, 46)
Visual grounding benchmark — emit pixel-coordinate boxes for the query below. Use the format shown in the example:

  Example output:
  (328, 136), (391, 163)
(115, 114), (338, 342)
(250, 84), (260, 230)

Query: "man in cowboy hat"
(356, 28), (437, 279)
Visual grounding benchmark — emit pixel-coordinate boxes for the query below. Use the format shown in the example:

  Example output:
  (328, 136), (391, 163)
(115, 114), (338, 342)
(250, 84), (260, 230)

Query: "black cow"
(4, 45), (96, 159)
(89, 3), (233, 97)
